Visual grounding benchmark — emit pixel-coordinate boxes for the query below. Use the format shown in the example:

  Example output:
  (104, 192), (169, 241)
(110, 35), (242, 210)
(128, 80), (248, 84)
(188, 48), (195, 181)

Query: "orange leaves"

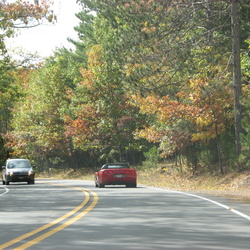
(184, 78), (234, 141)
(133, 77), (234, 156)
(87, 45), (104, 69)
(142, 21), (156, 33)
(135, 126), (162, 143)
(64, 104), (99, 146)
(133, 93), (199, 124)
(242, 84), (250, 99)
(5, 0), (54, 21)
(80, 67), (95, 90)
(1, 0), (56, 37)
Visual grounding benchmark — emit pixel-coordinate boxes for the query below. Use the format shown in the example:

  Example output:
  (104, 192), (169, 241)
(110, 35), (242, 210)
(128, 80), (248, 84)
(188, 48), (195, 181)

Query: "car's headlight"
(28, 170), (34, 175)
(8, 171), (14, 176)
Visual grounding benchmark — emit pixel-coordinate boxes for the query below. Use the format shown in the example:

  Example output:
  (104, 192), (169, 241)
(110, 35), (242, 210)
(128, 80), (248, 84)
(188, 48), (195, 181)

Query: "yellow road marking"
(16, 191), (98, 250)
(0, 184), (98, 250)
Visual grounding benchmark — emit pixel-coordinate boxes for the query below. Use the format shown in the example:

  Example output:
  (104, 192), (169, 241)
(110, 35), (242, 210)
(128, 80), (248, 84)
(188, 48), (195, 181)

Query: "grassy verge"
(36, 166), (250, 204)
(138, 169), (242, 191)
(37, 167), (250, 192)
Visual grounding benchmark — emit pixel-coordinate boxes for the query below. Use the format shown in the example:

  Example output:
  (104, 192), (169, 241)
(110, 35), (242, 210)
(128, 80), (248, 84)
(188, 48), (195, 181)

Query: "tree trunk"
(231, 0), (242, 158)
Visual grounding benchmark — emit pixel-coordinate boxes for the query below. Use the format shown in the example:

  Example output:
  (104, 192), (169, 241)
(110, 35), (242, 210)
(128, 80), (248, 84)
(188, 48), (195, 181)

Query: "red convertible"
(94, 163), (137, 188)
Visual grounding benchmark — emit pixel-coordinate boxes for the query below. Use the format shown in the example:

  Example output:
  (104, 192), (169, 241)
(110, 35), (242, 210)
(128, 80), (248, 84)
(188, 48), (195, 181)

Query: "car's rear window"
(7, 160), (31, 169)
(103, 165), (130, 169)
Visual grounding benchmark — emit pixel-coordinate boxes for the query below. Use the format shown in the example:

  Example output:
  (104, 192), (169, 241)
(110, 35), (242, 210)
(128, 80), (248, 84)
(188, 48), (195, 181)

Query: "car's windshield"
(7, 161), (31, 169)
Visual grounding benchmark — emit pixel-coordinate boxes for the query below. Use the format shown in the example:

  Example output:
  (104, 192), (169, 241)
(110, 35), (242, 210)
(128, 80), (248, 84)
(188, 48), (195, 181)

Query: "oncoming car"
(94, 163), (137, 188)
(2, 159), (35, 185)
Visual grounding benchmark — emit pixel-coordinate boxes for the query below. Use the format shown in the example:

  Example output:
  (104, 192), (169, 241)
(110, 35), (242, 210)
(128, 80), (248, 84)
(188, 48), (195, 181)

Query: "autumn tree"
(72, 0), (250, 171)
(65, 43), (146, 164)
(3, 0), (250, 171)
(239, 39), (250, 168)
(0, 0), (56, 163)
(133, 71), (234, 173)
(0, 0), (55, 30)
(0, 0), (55, 53)
(5, 51), (83, 168)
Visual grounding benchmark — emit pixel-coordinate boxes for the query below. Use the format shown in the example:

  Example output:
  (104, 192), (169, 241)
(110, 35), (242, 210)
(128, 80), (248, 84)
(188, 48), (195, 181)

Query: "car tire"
(2, 179), (5, 185)
(99, 183), (105, 188)
(6, 181), (9, 185)
(127, 183), (137, 188)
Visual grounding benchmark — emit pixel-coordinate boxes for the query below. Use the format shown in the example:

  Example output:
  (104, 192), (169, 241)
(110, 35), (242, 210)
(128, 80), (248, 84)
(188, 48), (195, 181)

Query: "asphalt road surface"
(1, 179), (250, 250)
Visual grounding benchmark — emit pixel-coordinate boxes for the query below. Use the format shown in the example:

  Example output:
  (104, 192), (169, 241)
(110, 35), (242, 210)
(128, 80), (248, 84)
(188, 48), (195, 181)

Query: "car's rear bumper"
(102, 177), (136, 185)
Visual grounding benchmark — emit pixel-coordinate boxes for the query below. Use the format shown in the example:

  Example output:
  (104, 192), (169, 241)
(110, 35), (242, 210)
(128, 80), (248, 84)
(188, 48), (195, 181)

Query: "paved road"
(1, 179), (250, 249)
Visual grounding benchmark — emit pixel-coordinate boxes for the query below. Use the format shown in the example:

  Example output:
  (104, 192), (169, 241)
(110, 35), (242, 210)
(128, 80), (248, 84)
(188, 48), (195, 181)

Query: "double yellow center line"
(0, 184), (98, 250)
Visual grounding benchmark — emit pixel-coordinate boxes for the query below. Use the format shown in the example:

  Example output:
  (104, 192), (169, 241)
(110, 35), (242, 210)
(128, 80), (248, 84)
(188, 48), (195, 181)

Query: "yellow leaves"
(196, 115), (213, 128)
(142, 21), (156, 33)
(134, 126), (161, 143)
(79, 45), (104, 90)
(133, 93), (199, 124)
(87, 45), (104, 68)
(80, 67), (95, 89)
(47, 14), (54, 23)
(124, 63), (142, 77)
(192, 131), (216, 142)
(132, 76), (234, 151)
(135, 94), (160, 114)
(242, 84), (250, 98)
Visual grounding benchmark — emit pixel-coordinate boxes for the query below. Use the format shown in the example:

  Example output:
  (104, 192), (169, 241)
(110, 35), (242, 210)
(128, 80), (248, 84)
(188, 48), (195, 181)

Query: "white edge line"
(0, 186), (9, 197)
(146, 186), (250, 221)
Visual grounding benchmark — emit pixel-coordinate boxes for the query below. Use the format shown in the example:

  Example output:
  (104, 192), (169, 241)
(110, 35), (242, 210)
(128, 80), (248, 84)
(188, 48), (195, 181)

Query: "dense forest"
(1, 0), (250, 174)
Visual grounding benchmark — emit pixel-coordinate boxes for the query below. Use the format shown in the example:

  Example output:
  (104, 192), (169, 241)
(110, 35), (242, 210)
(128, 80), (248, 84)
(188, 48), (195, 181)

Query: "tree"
(239, 39), (250, 168)
(0, 0), (55, 55)
(3, 0), (250, 171)
(0, 57), (17, 161)
(0, 0), (55, 31)
(231, 0), (242, 158)
(66, 44), (146, 164)
(0, 0), (56, 163)
(5, 51), (81, 166)
(70, 0), (249, 169)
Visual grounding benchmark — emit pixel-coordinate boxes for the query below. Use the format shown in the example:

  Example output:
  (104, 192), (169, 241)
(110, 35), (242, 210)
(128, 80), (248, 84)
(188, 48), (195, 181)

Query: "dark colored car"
(2, 159), (35, 185)
(94, 163), (137, 188)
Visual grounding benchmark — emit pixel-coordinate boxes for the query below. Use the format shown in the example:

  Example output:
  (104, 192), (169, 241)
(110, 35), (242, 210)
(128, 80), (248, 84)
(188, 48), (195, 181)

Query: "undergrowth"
(37, 166), (250, 192)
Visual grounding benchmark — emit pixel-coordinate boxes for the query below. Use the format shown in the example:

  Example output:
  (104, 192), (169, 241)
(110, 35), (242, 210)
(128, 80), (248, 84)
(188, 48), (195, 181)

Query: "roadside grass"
(37, 165), (250, 192)
(37, 168), (94, 181)
(138, 169), (240, 191)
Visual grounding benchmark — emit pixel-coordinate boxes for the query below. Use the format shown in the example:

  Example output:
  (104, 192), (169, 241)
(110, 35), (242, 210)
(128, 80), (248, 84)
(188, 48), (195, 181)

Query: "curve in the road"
(151, 187), (250, 221)
(0, 184), (98, 250)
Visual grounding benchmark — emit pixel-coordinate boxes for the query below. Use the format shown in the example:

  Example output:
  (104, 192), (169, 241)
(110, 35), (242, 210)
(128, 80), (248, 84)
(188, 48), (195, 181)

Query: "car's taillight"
(125, 170), (135, 174)
(104, 170), (113, 174)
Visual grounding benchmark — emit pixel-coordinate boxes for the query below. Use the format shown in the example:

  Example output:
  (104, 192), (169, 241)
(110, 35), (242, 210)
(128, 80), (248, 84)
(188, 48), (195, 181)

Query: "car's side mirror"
(2, 166), (5, 170)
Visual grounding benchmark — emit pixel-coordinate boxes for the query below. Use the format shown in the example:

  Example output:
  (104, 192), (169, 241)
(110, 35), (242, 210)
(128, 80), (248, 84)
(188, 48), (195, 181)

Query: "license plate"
(115, 174), (124, 178)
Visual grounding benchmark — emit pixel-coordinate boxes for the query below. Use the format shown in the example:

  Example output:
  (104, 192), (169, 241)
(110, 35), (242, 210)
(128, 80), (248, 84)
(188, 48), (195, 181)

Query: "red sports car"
(94, 163), (137, 188)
